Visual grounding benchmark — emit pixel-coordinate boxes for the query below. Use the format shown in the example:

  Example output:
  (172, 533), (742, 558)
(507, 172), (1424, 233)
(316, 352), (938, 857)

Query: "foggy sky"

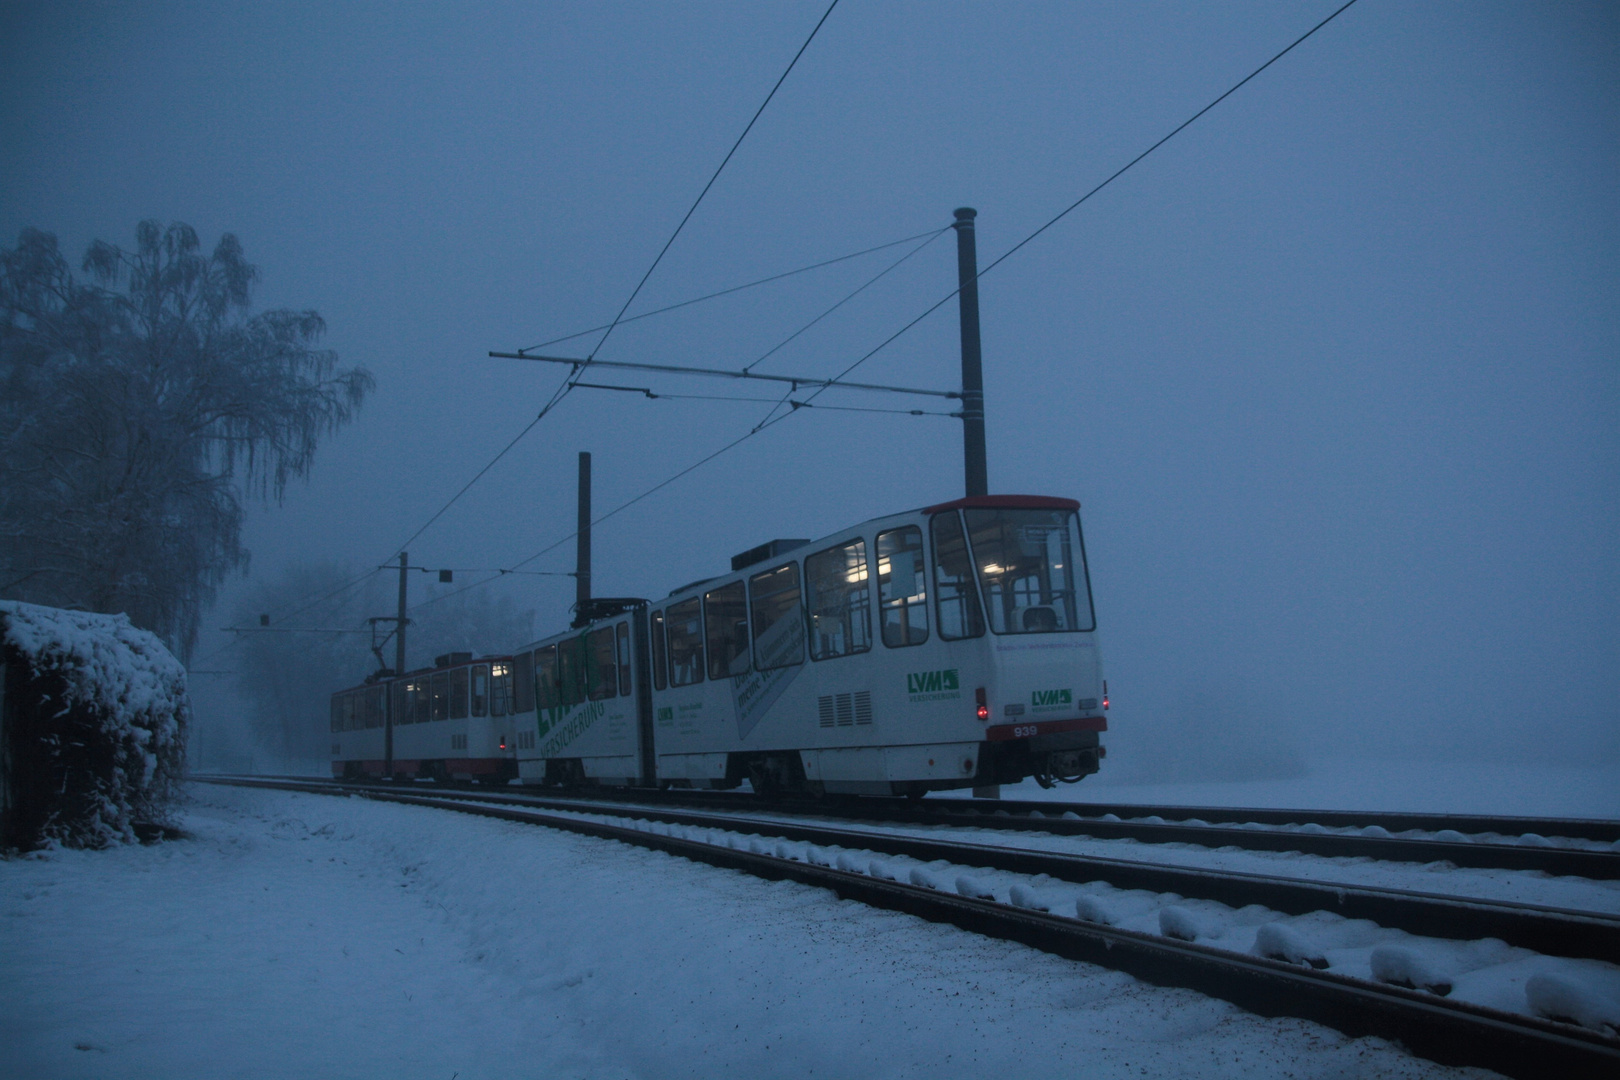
(3, 1), (1615, 769)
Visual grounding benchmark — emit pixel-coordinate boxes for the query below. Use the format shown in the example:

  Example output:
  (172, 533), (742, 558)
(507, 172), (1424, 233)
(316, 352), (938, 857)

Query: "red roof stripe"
(920, 494), (1080, 514)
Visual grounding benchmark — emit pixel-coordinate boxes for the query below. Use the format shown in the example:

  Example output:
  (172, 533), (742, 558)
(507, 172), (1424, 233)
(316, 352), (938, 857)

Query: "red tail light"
(975, 686), (989, 722)
(499, 737), (507, 750)
(1102, 681), (1109, 711)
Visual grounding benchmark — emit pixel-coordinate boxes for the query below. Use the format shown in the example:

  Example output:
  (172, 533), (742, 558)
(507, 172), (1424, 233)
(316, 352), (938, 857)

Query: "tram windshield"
(962, 508), (1095, 634)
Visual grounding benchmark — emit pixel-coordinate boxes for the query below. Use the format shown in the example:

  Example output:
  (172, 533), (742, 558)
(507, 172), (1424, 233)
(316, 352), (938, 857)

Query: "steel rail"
(940, 796), (1620, 845)
(193, 776), (1620, 1080)
(370, 780), (1620, 879)
(472, 789), (1620, 965)
(586, 786), (1620, 850)
(201, 777), (1620, 964)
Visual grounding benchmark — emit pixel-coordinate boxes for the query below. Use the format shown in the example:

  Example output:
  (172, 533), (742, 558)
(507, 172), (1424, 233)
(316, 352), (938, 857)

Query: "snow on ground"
(976, 756), (1620, 820)
(504, 806), (1620, 1030)
(1, 785), (1505, 1080)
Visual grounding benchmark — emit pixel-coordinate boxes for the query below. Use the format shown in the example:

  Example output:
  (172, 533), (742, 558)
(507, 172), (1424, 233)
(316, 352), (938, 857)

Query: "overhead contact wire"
(574, 0), (841, 371)
(519, 227), (940, 353)
(410, 1), (1361, 614)
(801, 0), (1363, 402)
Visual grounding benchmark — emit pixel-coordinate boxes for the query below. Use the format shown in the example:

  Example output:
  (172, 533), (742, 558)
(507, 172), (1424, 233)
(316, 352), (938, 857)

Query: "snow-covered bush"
(1, 599), (189, 849)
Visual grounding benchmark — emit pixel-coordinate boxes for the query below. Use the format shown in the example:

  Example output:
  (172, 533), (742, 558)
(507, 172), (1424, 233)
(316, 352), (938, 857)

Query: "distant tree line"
(0, 221), (372, 659)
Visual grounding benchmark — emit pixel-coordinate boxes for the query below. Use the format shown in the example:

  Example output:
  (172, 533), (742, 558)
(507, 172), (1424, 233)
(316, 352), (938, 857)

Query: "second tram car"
(330, 652), (520, 784)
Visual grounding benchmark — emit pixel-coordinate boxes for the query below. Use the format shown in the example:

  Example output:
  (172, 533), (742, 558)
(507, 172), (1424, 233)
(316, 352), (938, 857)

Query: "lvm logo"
(1031, 688), (1073, 711)
(907, 668), (961, 701)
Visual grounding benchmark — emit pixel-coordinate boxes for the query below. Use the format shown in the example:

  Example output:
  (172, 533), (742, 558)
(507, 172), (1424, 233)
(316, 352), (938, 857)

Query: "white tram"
(329, 652), (520, 784)
(511, 495), (1106, 795)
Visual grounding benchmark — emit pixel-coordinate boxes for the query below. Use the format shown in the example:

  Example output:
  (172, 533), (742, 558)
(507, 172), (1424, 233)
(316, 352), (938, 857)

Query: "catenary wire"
(577, 0), (840, 369)
(741, 226), (947, 428)
(741, 227), (948, 374)
(570, 381), (957, 416)
(204, 6), (843, 650)
(408, 422), (779, 615)
(409, 4), (1362, 616)
(796, 0), (1363, 407)
(387, 368), (573, 560)
(519, 227), (941, 353)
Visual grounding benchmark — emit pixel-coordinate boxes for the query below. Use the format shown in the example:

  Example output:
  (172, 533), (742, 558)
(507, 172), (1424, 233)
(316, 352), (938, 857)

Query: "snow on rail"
(528, 803), (1620, 1037)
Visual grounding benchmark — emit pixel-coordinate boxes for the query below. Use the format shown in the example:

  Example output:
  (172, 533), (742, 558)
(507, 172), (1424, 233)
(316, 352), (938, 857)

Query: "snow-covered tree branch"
(0, 222), (373, 659)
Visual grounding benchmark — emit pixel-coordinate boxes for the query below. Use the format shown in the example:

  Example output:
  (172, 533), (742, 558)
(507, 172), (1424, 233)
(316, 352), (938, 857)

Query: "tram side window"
(557, 638), (587, 706)
(931, 511), (986, 640)
(414, 679), (432, 724)
(650, 609), (668, 691)
(805, 539), (871, 661)
(877, 526), (929, 647)
(666, 598), (704, 687)
(490, 662), (512, 717)
(431, 671), (450, 721)
(330, 696), (342, 733)
(586, 626), (617, 700)
(749, 563), (804, 671)
(705, 581), (749, 681)
(534, 646), (560, 709)
(399, 682), (413, 725)
(390, 681), (403, 726)
(450, 666), (470, 719)
(513, 651), (535, 714)
(471, 665), (489, 717)
(366, 687), (385, 729)
(616, 622), (632, 696)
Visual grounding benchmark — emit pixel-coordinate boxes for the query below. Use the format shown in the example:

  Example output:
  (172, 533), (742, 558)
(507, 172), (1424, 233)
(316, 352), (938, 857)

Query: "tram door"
(630, 609), (657, 785)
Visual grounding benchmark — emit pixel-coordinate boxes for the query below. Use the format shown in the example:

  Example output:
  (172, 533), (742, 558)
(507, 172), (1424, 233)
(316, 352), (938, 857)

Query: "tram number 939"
(1010, 724), (1039, 738)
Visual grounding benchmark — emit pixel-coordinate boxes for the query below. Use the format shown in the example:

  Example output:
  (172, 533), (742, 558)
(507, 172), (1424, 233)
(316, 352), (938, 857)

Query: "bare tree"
(0, 222), (372, 658)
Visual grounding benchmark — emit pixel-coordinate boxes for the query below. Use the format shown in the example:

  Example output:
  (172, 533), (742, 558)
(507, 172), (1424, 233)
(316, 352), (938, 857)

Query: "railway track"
(572, 786), (1620, 878)
(1002, 798), (1620, 844)
(196, 775), (1620, 1079)
(225, 775), (1620, 878)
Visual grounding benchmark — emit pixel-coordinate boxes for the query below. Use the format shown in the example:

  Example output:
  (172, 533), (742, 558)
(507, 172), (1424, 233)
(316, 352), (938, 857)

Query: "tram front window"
(963, 508), (1095, 634)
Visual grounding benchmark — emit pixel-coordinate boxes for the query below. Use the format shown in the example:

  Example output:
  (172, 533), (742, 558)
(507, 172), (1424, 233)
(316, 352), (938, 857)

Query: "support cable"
(519, 227), (940, 353)
(576, 0), (840, 369)
(742, 227), (948, 374)
(798, 0), (1363, 402)
(570, 381), (957, 416)
(293, 2), (1363, 629)
(200, 4), (844, 652)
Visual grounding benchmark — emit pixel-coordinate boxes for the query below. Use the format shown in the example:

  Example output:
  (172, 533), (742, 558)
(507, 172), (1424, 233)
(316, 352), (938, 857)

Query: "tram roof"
(920, 494), (1080, 514)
